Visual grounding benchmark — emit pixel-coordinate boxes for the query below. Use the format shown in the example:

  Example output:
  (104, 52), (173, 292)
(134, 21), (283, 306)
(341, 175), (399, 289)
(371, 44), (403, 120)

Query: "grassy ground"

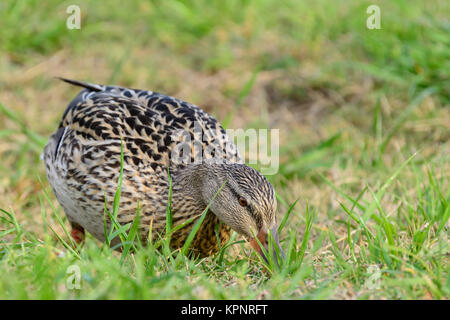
(0, 0), (449, 299)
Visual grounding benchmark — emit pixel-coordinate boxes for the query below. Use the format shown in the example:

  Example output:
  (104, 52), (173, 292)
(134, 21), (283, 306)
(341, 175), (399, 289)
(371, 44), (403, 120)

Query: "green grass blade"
(278, 198), (299, 234)
(180, 181), (227, 256)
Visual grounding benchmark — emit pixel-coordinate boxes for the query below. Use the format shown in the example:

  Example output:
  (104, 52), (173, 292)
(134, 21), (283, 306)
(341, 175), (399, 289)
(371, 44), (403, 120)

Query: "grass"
(0, 0), (449, 299)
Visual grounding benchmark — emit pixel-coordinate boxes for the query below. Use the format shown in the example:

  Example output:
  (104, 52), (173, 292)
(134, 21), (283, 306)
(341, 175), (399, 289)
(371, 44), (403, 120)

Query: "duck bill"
(249, 226), (285, 265)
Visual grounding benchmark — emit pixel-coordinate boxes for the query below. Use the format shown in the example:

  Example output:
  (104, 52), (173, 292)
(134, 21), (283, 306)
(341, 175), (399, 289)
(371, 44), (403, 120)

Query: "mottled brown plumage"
(44, 78), (282, 259)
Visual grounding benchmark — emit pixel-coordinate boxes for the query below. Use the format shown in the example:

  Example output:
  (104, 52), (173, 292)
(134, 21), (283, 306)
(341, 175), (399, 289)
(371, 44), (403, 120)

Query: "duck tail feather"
(56, 77), (104, 92)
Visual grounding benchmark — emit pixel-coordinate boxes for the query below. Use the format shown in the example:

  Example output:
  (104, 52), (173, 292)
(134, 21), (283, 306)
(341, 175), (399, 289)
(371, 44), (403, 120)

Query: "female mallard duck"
(43, 78), (283, 262)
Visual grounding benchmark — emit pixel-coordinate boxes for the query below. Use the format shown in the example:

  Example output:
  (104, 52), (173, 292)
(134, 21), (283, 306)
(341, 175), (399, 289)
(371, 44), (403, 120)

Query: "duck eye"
(238, 197), (247, 207)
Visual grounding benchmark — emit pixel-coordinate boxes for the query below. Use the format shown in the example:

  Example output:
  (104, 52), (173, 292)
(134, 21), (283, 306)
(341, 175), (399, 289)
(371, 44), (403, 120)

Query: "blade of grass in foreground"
(215, 231), (243, 265)
(102, 138), (141, 257)
(112, 139), (125, 222)
(180, 180), (227, 256)
(103, 139), (129, 247)
(165, 168), (173, 243)
(278, 198), (299, 234)
(297, 205), (314, 269)
(120, 203), (141, 263)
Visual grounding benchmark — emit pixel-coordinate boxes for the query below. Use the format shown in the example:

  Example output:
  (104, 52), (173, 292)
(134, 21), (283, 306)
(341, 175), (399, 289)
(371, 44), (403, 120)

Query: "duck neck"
(170, 164), (210, 217)
(171, 164), (203, 199)
(169, 164), (231, 256)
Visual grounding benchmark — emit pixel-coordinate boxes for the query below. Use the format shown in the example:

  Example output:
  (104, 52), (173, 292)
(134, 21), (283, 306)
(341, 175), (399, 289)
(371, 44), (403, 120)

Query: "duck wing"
(53, 78), (242, 171)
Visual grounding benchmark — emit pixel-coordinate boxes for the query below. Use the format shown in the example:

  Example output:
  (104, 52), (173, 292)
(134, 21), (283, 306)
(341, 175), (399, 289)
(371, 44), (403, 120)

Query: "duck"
(43, 78), (284, 262)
